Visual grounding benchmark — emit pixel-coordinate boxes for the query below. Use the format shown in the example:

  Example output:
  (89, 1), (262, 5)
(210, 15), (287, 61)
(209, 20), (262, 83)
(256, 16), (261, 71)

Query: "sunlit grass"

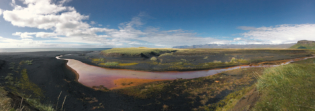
(118, 63), (138, 66)
(98, 62), (119, 66)
(254, 63), (315, 111)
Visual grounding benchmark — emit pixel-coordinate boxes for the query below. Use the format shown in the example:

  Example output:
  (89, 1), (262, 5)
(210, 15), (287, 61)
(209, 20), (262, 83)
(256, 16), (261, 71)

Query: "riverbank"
(61, 54), (315, 90)
(1, 50), (314, 111)
(0, 51), (142, 111)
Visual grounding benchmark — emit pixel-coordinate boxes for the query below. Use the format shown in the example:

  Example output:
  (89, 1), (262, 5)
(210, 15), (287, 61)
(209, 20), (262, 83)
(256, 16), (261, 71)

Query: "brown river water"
(56, 55), (315, 89)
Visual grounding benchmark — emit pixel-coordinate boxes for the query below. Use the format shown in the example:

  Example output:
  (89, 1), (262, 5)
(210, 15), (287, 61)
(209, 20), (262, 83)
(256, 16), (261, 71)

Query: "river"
(56, 55), (315, 89)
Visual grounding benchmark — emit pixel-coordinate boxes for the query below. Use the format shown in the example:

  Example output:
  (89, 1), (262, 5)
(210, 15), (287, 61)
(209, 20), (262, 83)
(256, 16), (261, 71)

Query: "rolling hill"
(290, 40), (315, 49)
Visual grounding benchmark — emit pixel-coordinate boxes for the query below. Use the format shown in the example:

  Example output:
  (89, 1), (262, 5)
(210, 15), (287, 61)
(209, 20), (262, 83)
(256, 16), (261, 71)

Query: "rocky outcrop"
(297, 40), (315, 45)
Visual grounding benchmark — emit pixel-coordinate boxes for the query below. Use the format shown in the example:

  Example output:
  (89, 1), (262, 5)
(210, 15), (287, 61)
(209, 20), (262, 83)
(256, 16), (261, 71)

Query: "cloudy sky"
(0, 0), (314, 48)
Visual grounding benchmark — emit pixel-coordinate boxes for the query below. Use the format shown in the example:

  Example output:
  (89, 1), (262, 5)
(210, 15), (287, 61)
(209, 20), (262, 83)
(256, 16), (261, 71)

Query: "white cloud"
(233, 38), (242, 41)
(90, 21), (96, 24)
(58, 0), (72, 4)
(241, 24), (315, 44)
(1, 0), (226, 48)
(3, 0), (109, 43)
(0, 9), (2, 16)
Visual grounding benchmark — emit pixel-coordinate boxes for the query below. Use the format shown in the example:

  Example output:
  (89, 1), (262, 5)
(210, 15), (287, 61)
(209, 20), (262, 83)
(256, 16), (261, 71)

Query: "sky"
(0, 0), (314, 48)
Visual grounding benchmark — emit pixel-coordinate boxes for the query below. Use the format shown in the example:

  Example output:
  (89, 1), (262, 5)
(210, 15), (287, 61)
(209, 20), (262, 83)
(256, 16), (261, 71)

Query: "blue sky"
(0, 0), (315, 48)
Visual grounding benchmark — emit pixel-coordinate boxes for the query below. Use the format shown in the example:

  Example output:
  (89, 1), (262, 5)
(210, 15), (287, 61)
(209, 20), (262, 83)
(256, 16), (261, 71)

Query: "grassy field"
(210, 57), (315, 111)
(253, 59), (315, 111)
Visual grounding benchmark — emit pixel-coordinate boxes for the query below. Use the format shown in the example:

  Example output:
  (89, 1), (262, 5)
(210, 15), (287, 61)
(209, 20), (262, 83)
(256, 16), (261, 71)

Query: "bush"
(150, 57), (157, 61)
(203, 56), (208, 59)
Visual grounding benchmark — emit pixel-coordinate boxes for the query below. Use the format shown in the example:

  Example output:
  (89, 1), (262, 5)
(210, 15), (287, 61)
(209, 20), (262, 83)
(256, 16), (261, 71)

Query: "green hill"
(290, 40), (315, 49)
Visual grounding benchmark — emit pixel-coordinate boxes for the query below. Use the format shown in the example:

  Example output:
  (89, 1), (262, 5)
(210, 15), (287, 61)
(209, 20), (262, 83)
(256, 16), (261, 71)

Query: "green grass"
(19, 69), (44, 98)
(101, 47), (177, 56)
(25, 98), (55, 111)
(253, 63), (315, 111)
(99, 62), (119, 66)
(0, 87), (14, 111)
(290, 43), (315, 49)
(215, 85), (256, 111)
(5, 64), (54, 111)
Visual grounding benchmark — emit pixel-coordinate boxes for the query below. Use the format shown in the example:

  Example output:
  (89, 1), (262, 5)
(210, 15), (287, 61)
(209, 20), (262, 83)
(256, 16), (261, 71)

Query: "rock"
(297, 40), (315, 45)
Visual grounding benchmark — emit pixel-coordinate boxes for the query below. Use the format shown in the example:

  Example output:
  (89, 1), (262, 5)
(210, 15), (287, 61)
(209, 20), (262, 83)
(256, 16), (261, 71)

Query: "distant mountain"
(290, 40), (315, 49)
(173, 43), (295, 49)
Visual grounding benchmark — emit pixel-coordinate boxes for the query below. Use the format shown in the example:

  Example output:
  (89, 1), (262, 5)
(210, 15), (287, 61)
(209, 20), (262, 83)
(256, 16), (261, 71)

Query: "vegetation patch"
(19, 69), (44, 98)
(115, 67), (264, 110)
(99, 62), (119, 66)
(3, 60), (55, 111)
(150, 57), (157, 61)
(290, 41), (315, 49)
(253, 63), (315, 111)
(118, 63), (138, 66)
(91, 58), (105, 64)
(0, 87), (14, 111)
(214, 85), (256, 111)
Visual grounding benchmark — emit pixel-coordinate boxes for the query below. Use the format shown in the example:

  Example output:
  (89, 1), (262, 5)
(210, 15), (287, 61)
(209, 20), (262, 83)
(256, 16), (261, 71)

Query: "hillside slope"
(290, 40), (315, 49)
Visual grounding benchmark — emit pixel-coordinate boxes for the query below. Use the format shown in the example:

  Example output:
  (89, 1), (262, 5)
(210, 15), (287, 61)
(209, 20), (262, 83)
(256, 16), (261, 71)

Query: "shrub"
(230, 57), (236, 63)
(150, 57), (157, 61)
(203, 56), (208, 59)
(25, 60), (33, 65)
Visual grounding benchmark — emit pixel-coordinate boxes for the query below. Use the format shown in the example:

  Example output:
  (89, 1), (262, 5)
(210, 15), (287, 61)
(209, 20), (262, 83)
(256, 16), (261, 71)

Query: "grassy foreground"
(216, 58), (315, 111)
(253, 59), (315, 110)
(1, 60), (55, 111)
